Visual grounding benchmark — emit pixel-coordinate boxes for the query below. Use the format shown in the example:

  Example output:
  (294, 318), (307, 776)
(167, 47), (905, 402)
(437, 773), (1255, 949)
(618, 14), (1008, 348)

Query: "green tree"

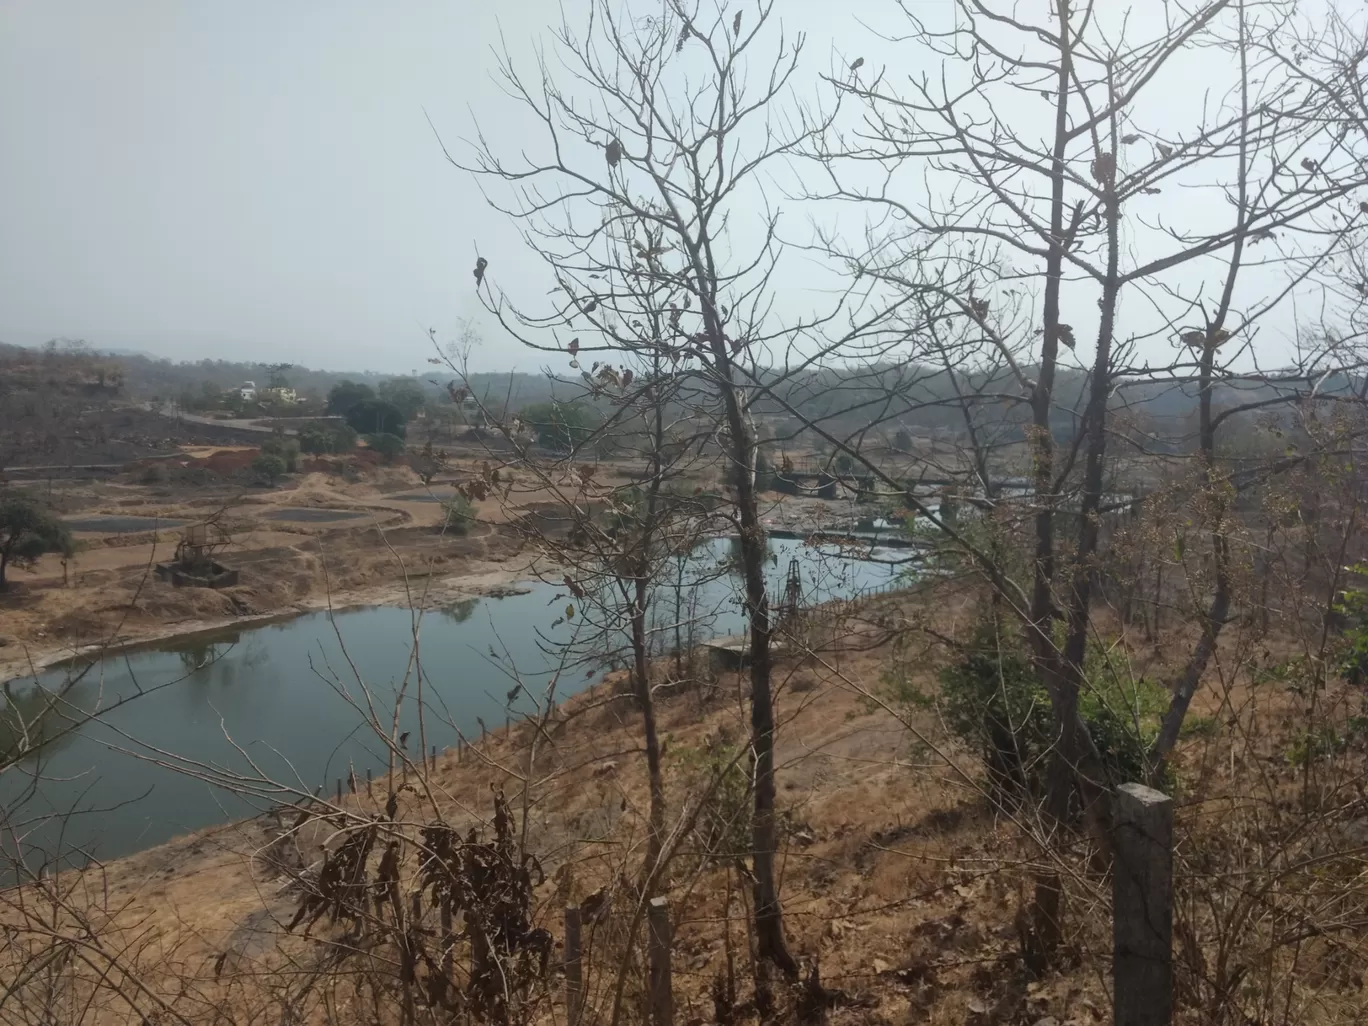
(259, 436), (300, 472)
(377, 378), (427, 421)
(252, 453), (287, 486)
(298, 423), (357, 454)
(0, 493), (75, 589)
(365, 432), (406, 462)
(440, 494), (474, 534)
(326, 380), (375, 415)
(520, 401), (598, 453)
(346, 398), (406, 438)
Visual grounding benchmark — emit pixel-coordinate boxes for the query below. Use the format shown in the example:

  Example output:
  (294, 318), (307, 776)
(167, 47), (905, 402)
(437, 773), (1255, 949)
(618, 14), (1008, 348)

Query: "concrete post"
(1113, 782), (1173, 1026)
(647, 897), (673, 1026)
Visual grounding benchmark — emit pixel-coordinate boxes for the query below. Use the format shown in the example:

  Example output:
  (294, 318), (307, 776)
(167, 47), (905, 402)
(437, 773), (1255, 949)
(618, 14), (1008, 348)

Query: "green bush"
(520, 401), (599, 453)
(0, 492), (74, 590)
(364, 432), (406, 462)
(252, 453), (287, 486)
(672, 737), (753, 865)
(896, 618), (1167, 809)
(298, 423), (357, 454)
(440, 494), (475, 535)
(259, 436), (300, 472)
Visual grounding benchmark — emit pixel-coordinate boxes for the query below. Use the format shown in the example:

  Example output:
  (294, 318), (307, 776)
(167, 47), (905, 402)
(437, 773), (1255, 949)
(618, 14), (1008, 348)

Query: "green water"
(0, 538), (901, 866)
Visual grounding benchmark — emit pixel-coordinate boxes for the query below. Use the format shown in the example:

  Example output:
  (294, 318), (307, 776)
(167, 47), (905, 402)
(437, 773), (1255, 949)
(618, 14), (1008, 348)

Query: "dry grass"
(5, 581), (1368, 1025)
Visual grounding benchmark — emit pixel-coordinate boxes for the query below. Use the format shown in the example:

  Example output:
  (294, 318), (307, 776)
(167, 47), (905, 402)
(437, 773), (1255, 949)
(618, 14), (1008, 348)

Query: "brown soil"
(5, 566), (1361, 1025)
(0, 454), (849, 682)
(0, 464), (539, 681)
(5, 590), (1026, 1026)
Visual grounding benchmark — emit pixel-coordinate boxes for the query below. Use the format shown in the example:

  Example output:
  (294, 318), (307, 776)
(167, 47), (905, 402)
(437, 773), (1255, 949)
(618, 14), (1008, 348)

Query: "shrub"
(520, 400), (598, 453)
(364, 432), (406, 462)
(0, 492), (74, 590)
(298, 423), (357, 454)
(893, 618), (1167, 809)
(440, 494), (475, 535)
(252, 453), (287, 486)
(259, 436), (300, 472)
(672, 737), (752, 866)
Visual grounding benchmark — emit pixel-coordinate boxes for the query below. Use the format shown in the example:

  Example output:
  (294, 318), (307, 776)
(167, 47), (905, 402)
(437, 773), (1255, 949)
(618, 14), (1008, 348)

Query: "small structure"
(702, 632), (791, 671)
(155, 522), (239, 589)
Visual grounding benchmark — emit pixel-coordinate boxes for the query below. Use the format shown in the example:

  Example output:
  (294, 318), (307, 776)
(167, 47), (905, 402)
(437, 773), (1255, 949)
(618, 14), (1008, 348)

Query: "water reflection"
(0, 538), (901, 865)
(440, 598), (478, 625)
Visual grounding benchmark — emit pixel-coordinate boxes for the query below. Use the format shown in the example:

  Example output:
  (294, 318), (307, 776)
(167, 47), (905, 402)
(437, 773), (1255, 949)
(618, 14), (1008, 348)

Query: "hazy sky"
(0, 0), (858, 373)
(1, 1), (1354, 376)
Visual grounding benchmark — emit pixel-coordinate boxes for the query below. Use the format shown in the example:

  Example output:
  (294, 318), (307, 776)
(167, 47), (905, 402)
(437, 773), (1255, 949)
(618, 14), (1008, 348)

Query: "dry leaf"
(1090, 151), (1116, 185)
(1121, 132), (1141, 144)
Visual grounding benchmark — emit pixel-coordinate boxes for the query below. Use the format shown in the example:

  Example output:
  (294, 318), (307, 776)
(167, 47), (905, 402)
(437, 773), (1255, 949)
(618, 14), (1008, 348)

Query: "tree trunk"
(1023, 0), (1075, 968)
(632, 579), (667, 894)
(708, 345), (797, 978)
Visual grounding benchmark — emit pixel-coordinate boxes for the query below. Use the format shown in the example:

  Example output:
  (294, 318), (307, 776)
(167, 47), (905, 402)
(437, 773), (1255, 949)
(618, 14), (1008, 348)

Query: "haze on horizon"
(0, 0), (849, 375)
(0, 0), (1343, 376)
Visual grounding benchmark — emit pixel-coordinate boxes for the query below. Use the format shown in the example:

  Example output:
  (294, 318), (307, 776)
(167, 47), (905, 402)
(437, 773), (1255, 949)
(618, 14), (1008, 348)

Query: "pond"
(0, 538), (905, 866)
(63, 515), (189, 534)
(261, 507), (373, 523)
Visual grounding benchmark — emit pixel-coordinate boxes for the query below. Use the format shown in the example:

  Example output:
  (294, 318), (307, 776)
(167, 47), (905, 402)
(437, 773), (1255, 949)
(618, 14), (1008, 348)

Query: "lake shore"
(0, 562), (537, 685)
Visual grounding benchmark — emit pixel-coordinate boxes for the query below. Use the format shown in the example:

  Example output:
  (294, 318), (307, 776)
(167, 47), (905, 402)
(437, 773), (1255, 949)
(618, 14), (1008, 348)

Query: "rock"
(872, 958), (891, 974)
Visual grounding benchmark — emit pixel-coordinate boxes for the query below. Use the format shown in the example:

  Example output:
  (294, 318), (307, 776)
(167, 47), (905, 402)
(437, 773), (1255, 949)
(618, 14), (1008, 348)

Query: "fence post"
(365, 767), (372, 797)
(336, 778), (342, 805)
(564, 905), (583, 1026)
(430, 744), (437, 773)
(1113, 782), (1173, 1026)
(647, 897), (673, 1026)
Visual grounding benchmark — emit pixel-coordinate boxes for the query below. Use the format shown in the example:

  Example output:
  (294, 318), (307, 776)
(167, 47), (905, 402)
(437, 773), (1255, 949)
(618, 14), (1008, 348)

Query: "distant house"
(239, 380), (257, 401)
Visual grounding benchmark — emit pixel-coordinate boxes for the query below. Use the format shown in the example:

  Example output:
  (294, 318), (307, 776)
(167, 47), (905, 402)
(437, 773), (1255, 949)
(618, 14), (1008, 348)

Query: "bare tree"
(757, 0), (1368, 963)
(448, 0), (861, 974)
